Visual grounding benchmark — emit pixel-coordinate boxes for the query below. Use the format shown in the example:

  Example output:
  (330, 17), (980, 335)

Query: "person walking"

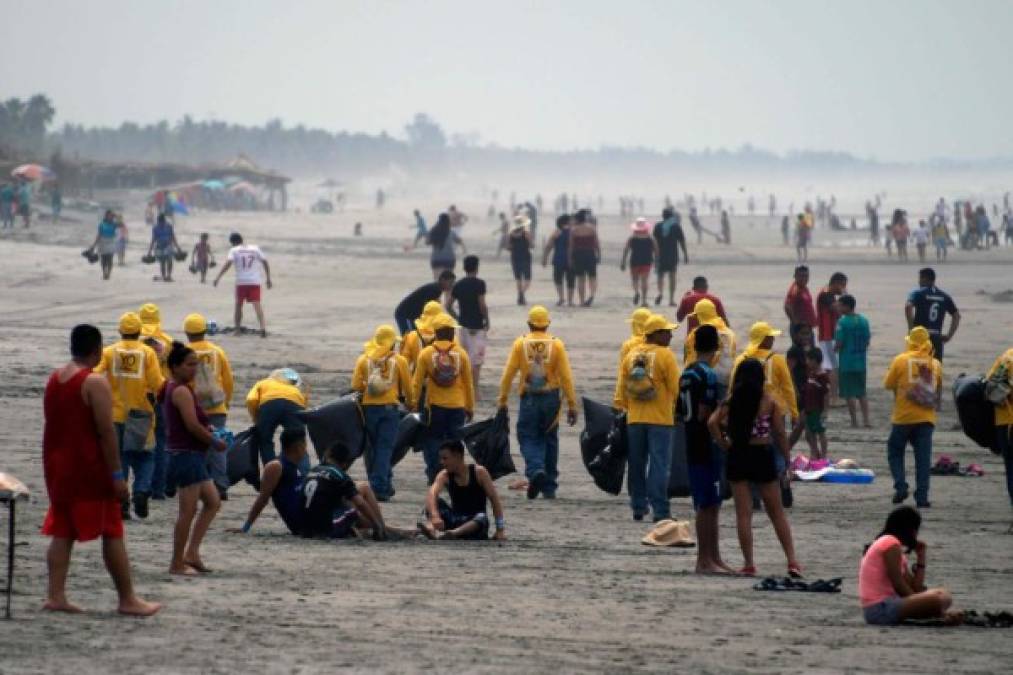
(351, 325), (413, 501)
(784, 265), (817, 344)
(147, 213), (183, 282)
(568, 209), (601, 307)
(653, 207), (689, 306)
(41, 324), (161, 616)
(617, 314), (681, 522)
(183, 314), (234, 499)
(620, 217), (659, 307)
(507, 214), (534, 305)
(497, 306), (578, 499)
(427, 213), (466, 280)
(84, 211), (119, 281)
(905, 267), (960, 363)
(213, 232), (273, 337)
(542, 214), (575, 307)
(449, 256), (489, 397)
(676, 276), (729, 333)
(815, 272), (848, 407)
(884, 327), (942, 508)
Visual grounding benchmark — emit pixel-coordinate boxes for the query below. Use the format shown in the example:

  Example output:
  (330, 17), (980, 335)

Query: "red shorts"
(41, 499), (124, 542)
(236, 284), (262, 303)
(631, 264), (652, 277)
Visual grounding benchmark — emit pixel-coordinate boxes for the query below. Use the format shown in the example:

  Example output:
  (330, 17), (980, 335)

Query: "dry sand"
(1, 197), (1011, 673)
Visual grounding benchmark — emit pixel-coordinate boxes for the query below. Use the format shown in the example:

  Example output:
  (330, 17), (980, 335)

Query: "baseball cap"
(626, 307), (652, 334)
(528, 305), (551, 329)
(748, 321), (782, 346)
(365, 324), (401, 358)
(688, 298), (718, 324)
(139, 303), (161, 326)
(643, 314), (678, 335)
(183, 313), (207, 334)
(119, 312), (143, 335)
(429, 313), (460, 331)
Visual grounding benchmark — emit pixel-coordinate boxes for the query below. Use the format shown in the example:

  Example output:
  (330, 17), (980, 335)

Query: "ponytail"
(167, 341), (194, 369)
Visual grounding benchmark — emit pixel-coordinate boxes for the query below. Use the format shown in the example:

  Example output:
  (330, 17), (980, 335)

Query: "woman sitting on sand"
(708, 358), (801, 577)
(161, 342), (227, 575)
(858, 506), (961, 626)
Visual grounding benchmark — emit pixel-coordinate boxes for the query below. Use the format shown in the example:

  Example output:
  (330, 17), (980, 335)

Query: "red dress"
(41, 368), (123, 541)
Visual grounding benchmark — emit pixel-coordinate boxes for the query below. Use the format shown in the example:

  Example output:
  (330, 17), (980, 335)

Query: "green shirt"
(834, 313), (870, 372)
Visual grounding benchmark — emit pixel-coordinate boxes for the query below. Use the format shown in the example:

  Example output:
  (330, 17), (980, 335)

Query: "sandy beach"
(1, 197), (1011, 674)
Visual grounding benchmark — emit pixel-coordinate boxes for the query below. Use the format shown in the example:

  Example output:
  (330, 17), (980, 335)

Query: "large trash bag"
(953, 374), (999, 454)
(392, 411), (423, 467)
(297, 394), (368, 461)
(667, 424), (690, 497)
(580, 397), (627, 495)
(458, 413), (516, 480)
(226, 427), (260, 488)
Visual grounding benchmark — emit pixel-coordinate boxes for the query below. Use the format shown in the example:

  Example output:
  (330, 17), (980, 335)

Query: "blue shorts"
(167, 451), (211, 489)
(688, 453), (724, 510)
(863, 596), (903, 625)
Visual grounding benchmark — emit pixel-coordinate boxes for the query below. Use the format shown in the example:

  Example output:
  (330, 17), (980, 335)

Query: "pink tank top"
(858, 535), (906, 607)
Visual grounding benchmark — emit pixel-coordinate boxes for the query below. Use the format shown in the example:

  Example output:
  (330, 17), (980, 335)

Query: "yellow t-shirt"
(94, 339), (165, 423)
(246, 379), (309, 421)
(497, 331), (577, 410)
(731, 350), (799, 419)
(617, 344), (680, 426)
(412, 340), (474, 413)
(987, 348), (1013, 426)
(685, 325), (738, 384)
(352, 352), (413, 408)
(883, 350), (942, 425)
(188, 339), (234, 416)
(613, 334), (644, 409)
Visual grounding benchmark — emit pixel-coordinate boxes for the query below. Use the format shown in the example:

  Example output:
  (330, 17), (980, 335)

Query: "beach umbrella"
(202, 179), (226, 191)
(11, 164), (56, 182)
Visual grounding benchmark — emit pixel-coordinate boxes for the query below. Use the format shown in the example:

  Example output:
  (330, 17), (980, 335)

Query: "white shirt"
(913, 227), (930, 245)
(227, 245), (267, 286)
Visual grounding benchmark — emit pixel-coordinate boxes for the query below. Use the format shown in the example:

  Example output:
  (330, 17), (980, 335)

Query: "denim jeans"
(626, 423), (673, 519)
(421, 405), (466, 483)
(205, 413), (228, 491)
(364, 404), (400, 498)
(256, 399), (306, 464)
(517, 391), (561, 495)
(150, 405), (169, 497)
(887, 423), (934, 503)
(116, 424), (155, 495)
(997, 425), (1012, 506)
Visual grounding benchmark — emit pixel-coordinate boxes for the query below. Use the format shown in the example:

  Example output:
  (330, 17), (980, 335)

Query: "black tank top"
(509, 230), (531, 262)
(629, 236), (654, 266)
(448, 464), (488, 517)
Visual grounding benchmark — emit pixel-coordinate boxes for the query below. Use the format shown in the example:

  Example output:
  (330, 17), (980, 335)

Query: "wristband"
(111, 470), (125, 482)
(241, 521), (252, 533)
(495, 517), (505, 530)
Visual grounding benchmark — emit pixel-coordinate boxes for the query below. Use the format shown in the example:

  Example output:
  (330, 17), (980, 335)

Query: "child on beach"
(191, 233), (214, 283)
(932, 217), (950, 261)
(620, 218), (659, 307)
(913, 220), (930, 262)
(802, 348), (830, 459)
(834, 294), (871, 427)
(858, 506), (961, 626)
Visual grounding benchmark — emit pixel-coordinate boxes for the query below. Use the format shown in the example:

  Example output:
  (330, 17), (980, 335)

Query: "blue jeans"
(206, 414), (228, 491)
(115, 425), (155, 495)
(626, 423), (673, 519)
(887, 423), (934, 504)
(516, 391), (561, 495)
(421, 405), (466, 483)
(997, 425), (1013, 506)
(150, 405), (169, 497)
(256, 399), (306, 465)
(364, 404), (400, 498)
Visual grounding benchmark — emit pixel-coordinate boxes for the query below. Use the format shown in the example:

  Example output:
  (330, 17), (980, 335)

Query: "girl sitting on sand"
(858, 506), (962, 626)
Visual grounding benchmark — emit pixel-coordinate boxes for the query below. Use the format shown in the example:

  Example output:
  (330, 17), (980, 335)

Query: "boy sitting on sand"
(420, 440), (506, 541)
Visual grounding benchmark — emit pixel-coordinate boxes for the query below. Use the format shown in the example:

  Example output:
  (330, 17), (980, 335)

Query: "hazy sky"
(2, 0), (1010, 161)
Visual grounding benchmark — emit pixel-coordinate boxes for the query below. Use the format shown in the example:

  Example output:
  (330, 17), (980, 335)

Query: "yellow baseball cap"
(626, 307), (652, 334)
(183, 313), (207, 334)
(906, 326), (931, 349)
(365, 324), (401, 358)
(429, 313), (460, 331)
(139, 303), (161, 325)
(415, 301), (444, 329)
(643, 314), (678, 335)
(688, 299), (718, 324)
(748, 321), (782, 346)
(528, 305), (551, 329)
(119, 312), (143, 335)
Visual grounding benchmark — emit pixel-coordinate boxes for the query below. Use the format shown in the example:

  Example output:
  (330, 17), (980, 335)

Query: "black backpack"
(952, 374), (999, 454)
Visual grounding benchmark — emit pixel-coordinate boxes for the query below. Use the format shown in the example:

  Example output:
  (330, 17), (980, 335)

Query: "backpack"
(523, 338), (554, 393)
(625, 352), (657, 402)
(193, 352), (225, 410)
(430, 346), (460, 387)
(985, 361), (1012, 406)
(905, 360), (937, 409)
(366, 354), (396, 397)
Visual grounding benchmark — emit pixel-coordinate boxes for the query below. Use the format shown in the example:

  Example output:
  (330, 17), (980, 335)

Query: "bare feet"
(183, 557), (211, 573)
(43, 598), (85, 613)
(418, 522), (438, 540)
(118, 597), (162, 617)
(508, 478), (529, 491)
(169, 564), (200, 576)
(695, 564), (735, 575)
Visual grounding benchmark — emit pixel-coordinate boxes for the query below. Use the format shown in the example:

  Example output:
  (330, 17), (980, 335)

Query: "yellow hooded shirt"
(188, 339), (234, 416)
(987, 348), (1013, 426)
(352, 351), (413, 408)
(731, 349), (799, 419)
(412, 340), (474, 413)
(94, 339), (165, 423)
(245, 379), (308, 421)
(497, 331), (577, 410)
(884, 347), (942, 426)
(617, 343), (681, 426)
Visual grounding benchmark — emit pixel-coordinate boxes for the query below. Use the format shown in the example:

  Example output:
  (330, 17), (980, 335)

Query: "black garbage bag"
(580, 397), (627, 495)
(953, 374), (999, 454)
(226, 427), (260, 488)
(297, 394), (368, 461)
(392, 411), (423, 467)
(458, 413), (516, 480)
(667, 424), (690, 498)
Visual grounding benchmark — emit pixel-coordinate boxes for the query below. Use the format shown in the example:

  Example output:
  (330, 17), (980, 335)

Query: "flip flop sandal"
(787, 563), (804, 579)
